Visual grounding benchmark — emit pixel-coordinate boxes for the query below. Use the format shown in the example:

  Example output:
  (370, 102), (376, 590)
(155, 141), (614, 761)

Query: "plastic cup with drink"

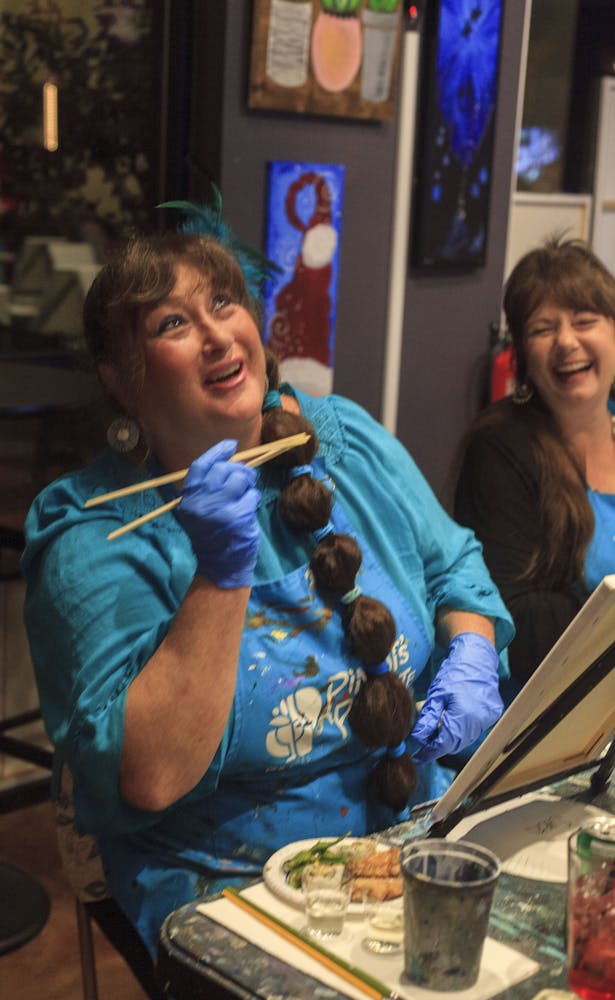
(567, 817), (615, 1000)
(301, 863), (351, 941)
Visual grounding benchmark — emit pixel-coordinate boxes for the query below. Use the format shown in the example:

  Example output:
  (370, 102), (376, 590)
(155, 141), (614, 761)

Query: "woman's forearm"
(119, 577), (249, 811)
(435, 607), (495, 646)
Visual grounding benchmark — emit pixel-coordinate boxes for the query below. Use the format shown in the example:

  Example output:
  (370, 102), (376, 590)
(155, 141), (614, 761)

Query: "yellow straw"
(221, 887), (396, 1000)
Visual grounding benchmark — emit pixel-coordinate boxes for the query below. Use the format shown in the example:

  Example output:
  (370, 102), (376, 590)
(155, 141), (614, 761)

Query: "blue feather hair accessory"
(158, 188), (280, 301)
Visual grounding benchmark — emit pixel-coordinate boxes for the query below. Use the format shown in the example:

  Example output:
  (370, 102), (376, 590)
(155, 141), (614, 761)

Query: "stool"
(0, 526), (52, 812)
(0, 860), (50, 955)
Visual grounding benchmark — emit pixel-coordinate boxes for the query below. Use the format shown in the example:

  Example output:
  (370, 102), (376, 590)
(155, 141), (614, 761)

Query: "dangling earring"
(512, 382), (533, 405)
(107, 416), (140, 453)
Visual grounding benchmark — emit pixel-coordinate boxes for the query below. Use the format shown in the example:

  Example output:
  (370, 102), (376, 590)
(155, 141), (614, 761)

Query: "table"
(156, 774), (615, 1000)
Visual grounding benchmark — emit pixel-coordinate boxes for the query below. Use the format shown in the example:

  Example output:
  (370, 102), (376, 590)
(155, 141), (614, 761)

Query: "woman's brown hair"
(262, 353), (416, 811)
(504, 236), (615, 386)
(466, 237), (615, 585)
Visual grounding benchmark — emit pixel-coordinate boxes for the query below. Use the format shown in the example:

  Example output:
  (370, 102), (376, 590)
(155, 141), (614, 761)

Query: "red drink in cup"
(568, 818), (615, 1000)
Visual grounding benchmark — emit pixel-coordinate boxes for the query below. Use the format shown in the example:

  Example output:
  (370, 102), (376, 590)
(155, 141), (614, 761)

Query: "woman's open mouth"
(204, 362), (244, 387)
(554, 360), (593, 382)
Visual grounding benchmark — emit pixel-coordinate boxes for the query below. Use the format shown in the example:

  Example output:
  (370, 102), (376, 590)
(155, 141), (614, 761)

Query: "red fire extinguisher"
(488, 322), (516, 402)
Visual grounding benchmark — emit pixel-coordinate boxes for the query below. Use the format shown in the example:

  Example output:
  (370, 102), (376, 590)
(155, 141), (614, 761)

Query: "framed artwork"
(262, 161), (345, 397)
(411, 0), (505, 269)
(248, 1), (402, 122)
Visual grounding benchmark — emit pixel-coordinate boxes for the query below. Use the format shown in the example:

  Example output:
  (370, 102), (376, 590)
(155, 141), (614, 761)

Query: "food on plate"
(345, 846), (401, 879)
(283, 834), (354, 889)
(281, 837), (402, 899)
(346, 846), (402, 902)
(350, 876), (403, 903)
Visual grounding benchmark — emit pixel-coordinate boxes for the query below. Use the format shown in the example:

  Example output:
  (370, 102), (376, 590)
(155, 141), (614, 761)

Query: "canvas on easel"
(427, 573), (615, 834)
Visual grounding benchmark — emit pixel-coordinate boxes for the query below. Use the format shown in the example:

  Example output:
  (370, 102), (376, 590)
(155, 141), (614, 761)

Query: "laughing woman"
(455, 237), (615, 697)
(21, 201), (512, 964)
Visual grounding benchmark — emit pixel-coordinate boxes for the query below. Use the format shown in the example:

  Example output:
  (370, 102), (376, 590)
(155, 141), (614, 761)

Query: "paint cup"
(567, 817), (615, 1000)
(401, 838), (500, 991)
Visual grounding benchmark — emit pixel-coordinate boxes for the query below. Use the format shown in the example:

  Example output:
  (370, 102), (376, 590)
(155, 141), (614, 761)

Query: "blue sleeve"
(22, 474), (231, 835)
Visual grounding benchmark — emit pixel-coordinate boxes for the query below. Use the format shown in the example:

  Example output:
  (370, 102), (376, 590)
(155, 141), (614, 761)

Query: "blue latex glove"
(176, 439), (260, 589)
(409, 632), (503, 763)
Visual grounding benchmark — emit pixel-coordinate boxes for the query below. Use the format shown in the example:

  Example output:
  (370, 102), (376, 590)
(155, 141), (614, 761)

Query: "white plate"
(263, 837), (380, 911)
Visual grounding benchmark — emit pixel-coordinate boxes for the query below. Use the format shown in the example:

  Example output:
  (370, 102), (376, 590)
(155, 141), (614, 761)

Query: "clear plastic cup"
(301, 864), (351, 940)
(360, 887), (403, 955)
(401, 838), (500, 990)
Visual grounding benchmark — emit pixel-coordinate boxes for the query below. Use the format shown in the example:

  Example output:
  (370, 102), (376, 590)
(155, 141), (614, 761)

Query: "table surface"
(0, 357), (99, 414)
(157, 772), (615, 1000)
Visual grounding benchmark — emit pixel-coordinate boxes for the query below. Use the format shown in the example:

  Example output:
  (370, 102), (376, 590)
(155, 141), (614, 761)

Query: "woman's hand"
(409, 632), (503, 762)
(177, 439), (261, 589)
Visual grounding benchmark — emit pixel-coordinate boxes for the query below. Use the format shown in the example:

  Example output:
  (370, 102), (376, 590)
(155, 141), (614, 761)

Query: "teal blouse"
(22, 390), (513, 954)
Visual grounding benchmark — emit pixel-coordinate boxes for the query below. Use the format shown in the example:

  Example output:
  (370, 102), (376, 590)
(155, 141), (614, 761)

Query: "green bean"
(283, 834), (349, 871)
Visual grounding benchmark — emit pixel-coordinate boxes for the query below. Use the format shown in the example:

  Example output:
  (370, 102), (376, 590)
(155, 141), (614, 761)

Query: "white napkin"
(198, 882), (539, 1000)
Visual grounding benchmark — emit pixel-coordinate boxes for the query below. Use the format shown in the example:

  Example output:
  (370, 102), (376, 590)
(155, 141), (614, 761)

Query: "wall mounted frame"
(411, 0), (505, 269)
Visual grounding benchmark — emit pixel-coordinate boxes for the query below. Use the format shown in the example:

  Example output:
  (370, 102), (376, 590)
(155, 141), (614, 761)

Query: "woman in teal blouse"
(22, 209), (512, 957)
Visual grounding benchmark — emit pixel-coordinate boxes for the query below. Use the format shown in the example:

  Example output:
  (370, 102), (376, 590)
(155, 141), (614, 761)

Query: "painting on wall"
(248, 1), (402, 121)
(411, 0), (505, 269)
(262, 161), (345, 397)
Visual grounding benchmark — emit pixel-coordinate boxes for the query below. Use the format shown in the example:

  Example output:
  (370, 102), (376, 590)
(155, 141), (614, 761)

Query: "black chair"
(0, 528), (53, 956)
(0, 526), (52, 812)
(55, 764), (164, 1000)
(0, 529), (162, 995)
(76, 896), (164, 1000)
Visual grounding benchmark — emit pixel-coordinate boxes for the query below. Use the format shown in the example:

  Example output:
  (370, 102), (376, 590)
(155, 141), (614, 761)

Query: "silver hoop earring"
(263, 373), (270, 397)
(107, 416), (140, 453)
(512, 382), (533, 405)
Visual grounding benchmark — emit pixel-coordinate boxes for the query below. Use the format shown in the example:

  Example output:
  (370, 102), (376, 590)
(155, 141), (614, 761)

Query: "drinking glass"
(567, 817), (615, 1000)
(360, 887), (403, 955)
(301, 864), (351, 940)
(401, 838), (500, 990)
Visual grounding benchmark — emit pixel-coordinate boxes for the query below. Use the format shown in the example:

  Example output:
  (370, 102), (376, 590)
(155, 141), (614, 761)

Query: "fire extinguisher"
(488, 321), (516, 403)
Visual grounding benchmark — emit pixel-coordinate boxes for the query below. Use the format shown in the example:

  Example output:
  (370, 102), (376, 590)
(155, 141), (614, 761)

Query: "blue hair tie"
(288, 464), (313, 480)
(262, 390), (282, 412)
(313, 522), (334, 544)
(387, 741), (407, 759)
(365, 660), (389, 677)
(341, 584), (362, 606)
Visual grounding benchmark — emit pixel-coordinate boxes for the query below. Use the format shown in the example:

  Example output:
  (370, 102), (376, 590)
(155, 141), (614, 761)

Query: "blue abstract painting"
(413, 0), (504, 268)
(263, 160), (345, 397)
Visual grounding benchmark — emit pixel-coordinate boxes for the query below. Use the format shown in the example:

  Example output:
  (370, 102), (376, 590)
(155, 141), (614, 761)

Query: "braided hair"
(261, 353), (416, 811)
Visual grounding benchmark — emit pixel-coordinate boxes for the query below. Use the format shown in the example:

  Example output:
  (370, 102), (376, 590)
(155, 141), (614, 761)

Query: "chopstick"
(104, 432), (310, 542)
(85, 433), (311, 508)
(221, 887), (397, 1000)
(107, 498), (183, 541)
